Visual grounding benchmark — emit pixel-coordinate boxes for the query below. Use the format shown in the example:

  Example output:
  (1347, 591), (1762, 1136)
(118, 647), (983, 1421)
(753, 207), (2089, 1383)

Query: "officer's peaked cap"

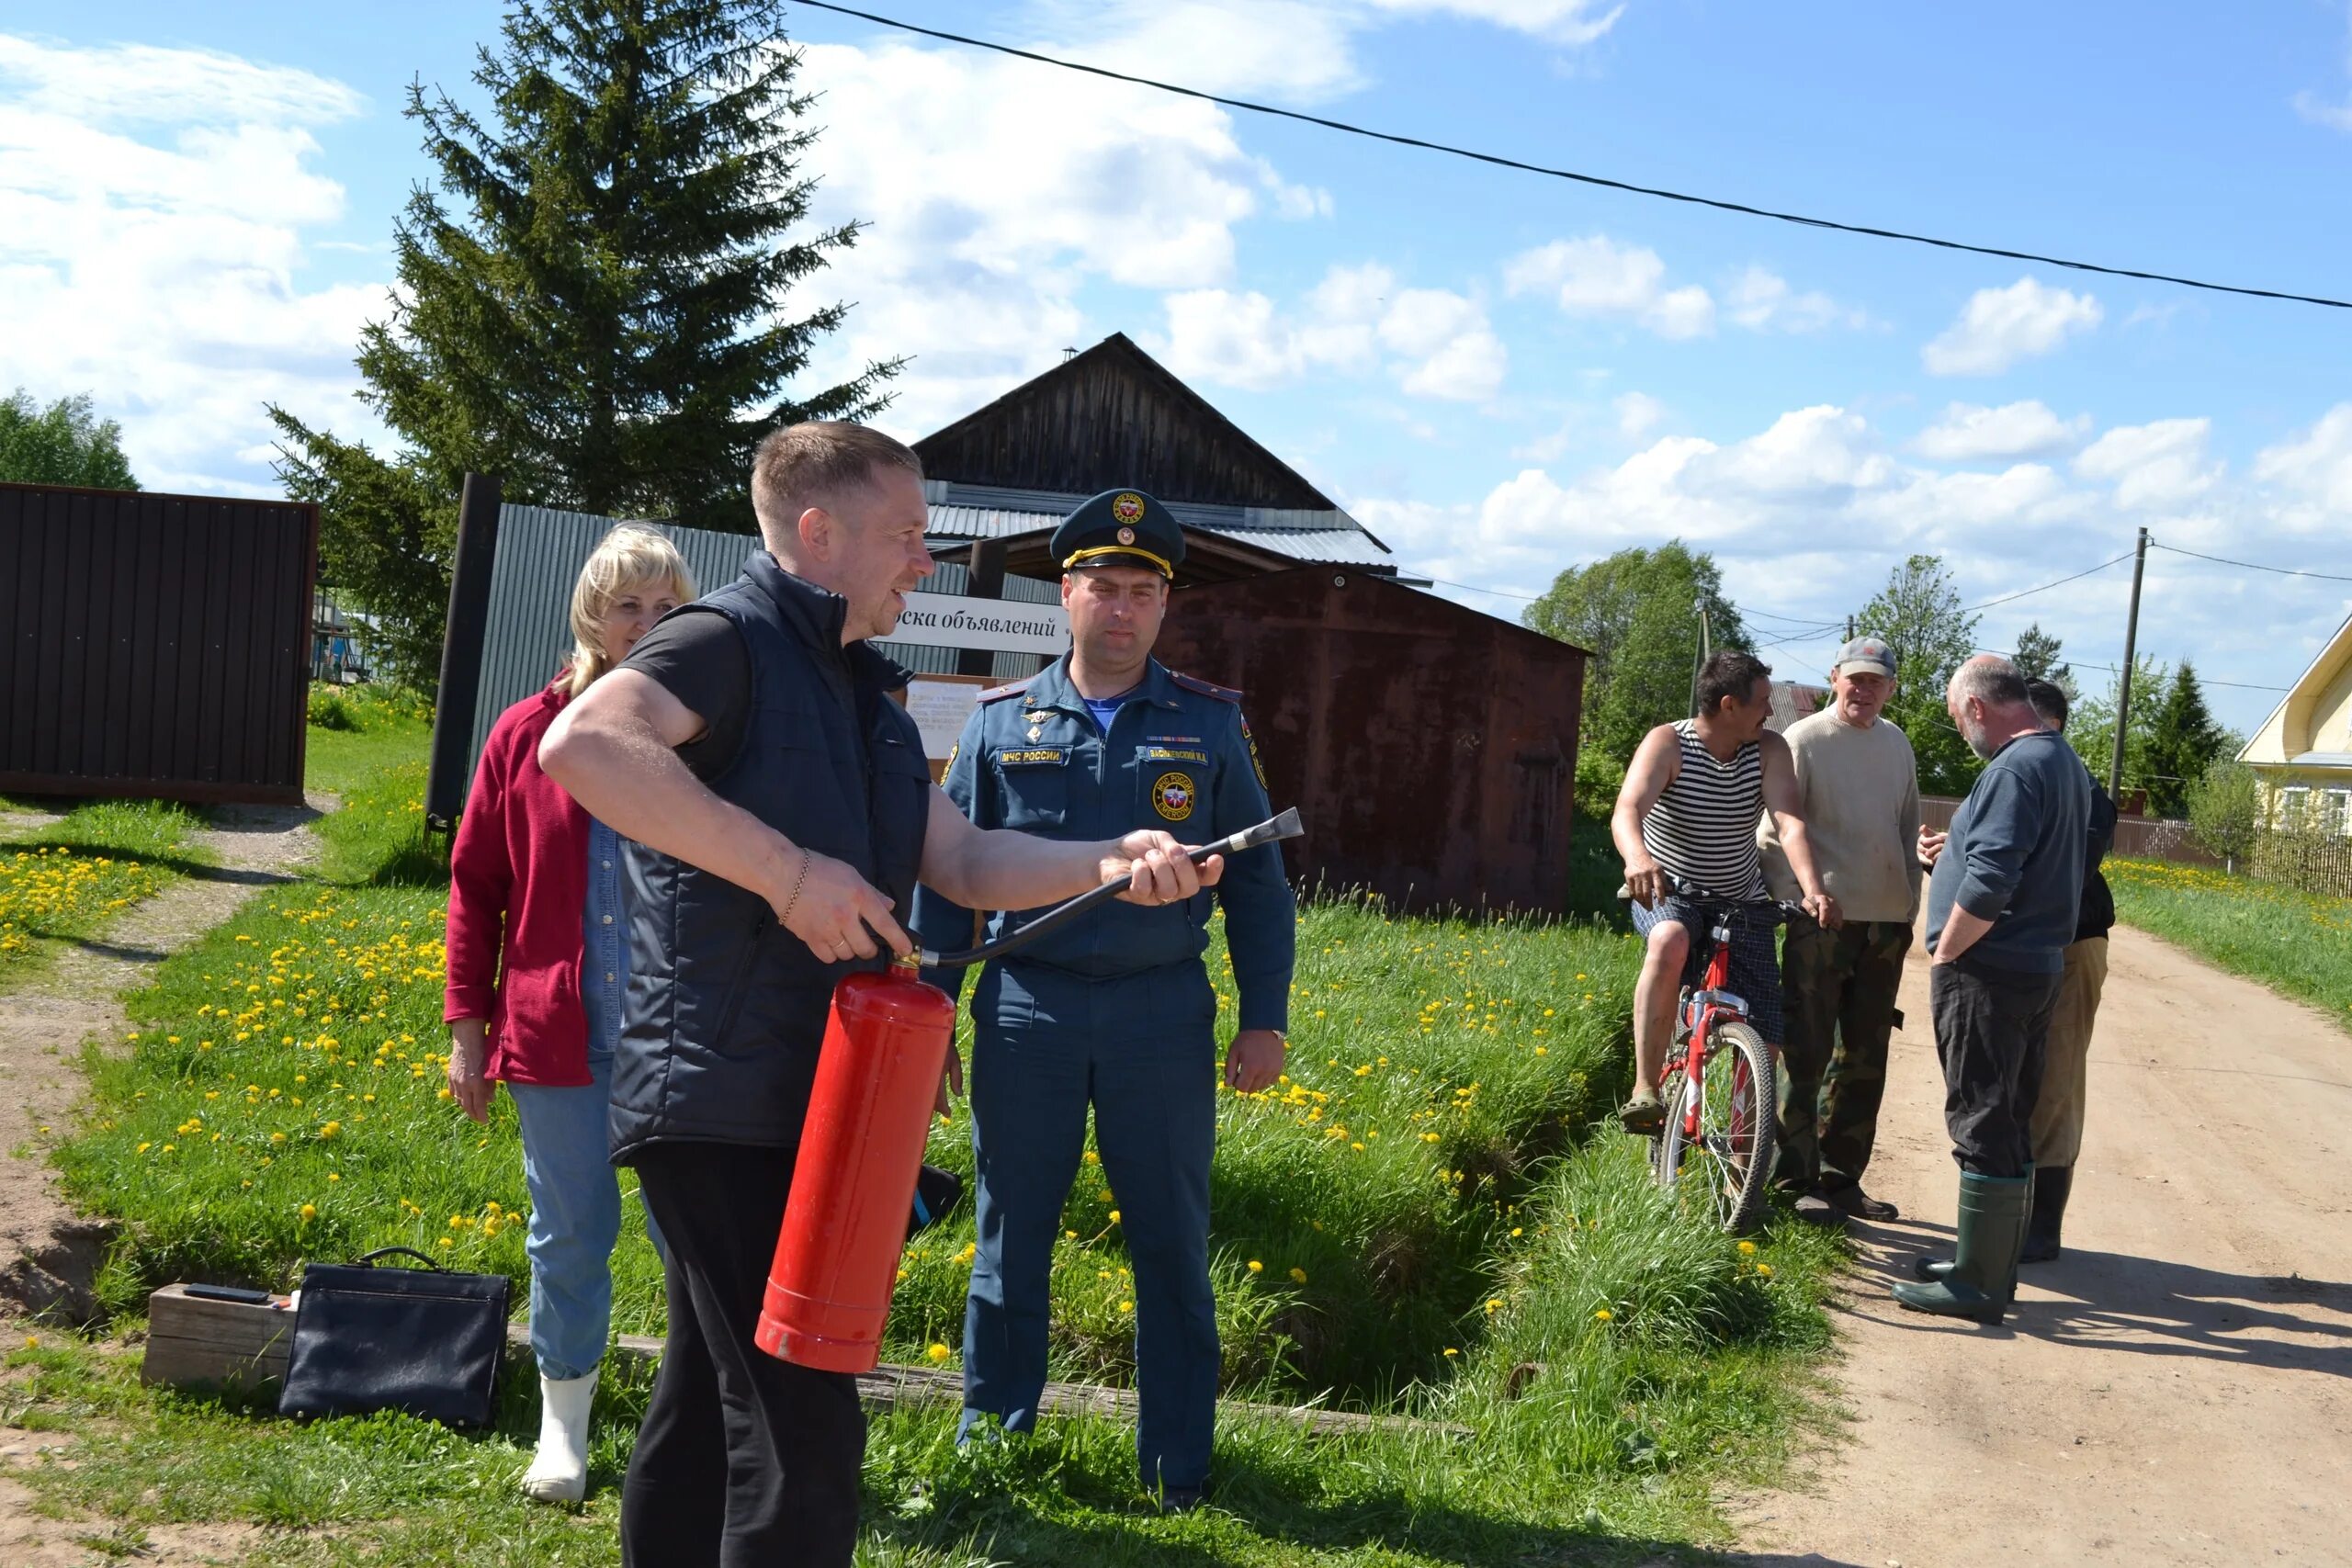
(1049, 489), (1184, 580)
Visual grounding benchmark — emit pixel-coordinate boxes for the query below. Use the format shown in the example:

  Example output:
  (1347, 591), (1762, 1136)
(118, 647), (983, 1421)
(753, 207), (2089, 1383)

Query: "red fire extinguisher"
(756, 809), (1303, 1374)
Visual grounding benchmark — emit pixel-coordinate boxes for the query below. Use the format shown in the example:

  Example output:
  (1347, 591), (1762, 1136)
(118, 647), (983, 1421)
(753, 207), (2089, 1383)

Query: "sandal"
(1618, 1089), (1666, 1136)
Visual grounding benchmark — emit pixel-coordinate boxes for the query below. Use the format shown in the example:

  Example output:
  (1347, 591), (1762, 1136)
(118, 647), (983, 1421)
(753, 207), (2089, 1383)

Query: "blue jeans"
(510, 1049), (665, 1381)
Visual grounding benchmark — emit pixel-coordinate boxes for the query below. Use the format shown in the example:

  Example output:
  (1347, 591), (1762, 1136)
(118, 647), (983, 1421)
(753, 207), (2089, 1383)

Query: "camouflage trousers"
(1774, 915), (1912, 1193)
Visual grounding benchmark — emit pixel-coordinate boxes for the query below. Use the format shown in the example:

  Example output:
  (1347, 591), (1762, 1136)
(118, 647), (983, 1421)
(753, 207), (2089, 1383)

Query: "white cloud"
(2253, 403), (2352, 527)
(1920, 276), (2102, 376)
(1159, 262), (1505, 400)
(0, 33), (385, 492)
(1614, 391), (1666, 439)
(2074, 418), (2221, 511)
(1913, 400), (2093, 462)
(1030, 0), (1625, 104)
(1723, 265), (1868, 333)
(792, 35), (1336, 434)
(2292, 6), (2352, 130)
(1504, 235), (1715, 338)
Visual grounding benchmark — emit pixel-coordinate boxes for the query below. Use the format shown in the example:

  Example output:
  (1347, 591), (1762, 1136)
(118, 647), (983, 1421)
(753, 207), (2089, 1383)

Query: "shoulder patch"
(978, 675), (1037, 704)
(1170, 671), (1242, 703)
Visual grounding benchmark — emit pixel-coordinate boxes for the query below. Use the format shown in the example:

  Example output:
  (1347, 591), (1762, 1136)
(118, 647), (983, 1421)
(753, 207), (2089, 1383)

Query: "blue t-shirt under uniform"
(1925, 729), (2091, 975)
(1082, 694), (1126, 734)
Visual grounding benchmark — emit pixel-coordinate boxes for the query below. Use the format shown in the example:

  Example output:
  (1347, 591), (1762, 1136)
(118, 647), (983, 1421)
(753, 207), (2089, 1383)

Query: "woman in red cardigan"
(445, 524), (694, 1505)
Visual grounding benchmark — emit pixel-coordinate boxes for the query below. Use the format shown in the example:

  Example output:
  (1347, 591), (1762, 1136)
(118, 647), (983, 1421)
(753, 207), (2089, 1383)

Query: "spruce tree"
(2143, 661), (2229, 818)
(273, 0), (898, 686)
(1850, 554), (1982, 795)
(2011, 623), (2074, 696)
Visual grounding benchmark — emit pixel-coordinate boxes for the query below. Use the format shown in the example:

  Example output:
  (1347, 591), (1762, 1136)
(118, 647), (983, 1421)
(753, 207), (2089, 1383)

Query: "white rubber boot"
(521, 1371), (597, 1504)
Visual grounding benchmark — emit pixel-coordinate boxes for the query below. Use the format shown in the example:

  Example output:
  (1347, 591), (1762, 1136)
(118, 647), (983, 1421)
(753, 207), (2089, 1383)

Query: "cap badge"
(1116, 525), (1136, 545)
(1112, 492), (1146, 525)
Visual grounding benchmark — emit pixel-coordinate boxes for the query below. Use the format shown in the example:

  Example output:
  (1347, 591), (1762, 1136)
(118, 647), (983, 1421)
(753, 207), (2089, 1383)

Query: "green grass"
(18, 702), (1846, 1564)
(2109, 856), (2352, 1029)
(0, 797), (205, 979)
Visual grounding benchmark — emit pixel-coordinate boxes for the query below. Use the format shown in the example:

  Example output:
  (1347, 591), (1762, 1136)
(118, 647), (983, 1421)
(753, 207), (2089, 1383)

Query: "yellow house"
(2240, 607), (2352, 833)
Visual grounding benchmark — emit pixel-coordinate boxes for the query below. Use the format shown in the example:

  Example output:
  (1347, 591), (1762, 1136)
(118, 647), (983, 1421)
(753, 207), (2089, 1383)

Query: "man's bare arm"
(918, 789), (1224, 916)
(540, 669), (907, 959)
(1611, 725), (1679, 907)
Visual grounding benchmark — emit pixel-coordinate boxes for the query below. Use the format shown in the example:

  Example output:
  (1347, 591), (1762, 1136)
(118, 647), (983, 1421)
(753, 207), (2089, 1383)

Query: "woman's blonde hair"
(563, 524), (696, 697)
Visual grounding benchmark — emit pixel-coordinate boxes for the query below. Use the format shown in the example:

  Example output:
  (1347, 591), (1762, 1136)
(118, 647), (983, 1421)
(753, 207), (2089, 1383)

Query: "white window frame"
(2324, 789), (2352, 840)
(2280, 785), (2311, 829)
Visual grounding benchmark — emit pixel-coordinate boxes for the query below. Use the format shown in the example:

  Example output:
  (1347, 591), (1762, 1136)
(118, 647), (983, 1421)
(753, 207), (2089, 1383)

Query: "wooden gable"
(913, 333), (1336, 510)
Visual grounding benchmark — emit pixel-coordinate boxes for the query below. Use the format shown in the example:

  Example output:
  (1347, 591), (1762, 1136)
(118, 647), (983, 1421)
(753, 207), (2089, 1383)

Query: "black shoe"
(1820, 1182), (1899, 1223)
(1157, 1485), (1205, 1514)
(1792, 1190), (1844, 1227)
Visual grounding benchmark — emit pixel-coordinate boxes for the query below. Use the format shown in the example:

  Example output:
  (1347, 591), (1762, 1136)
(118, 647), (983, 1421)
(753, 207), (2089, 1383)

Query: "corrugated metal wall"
(1152, 569), (1588, 916)
(466, 506), (1057, 797)
(0, 481), (316, 806)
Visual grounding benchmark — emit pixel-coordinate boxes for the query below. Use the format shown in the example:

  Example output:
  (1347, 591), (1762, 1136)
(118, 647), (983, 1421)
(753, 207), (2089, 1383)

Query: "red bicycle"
(1648, 885), (1795, 1235)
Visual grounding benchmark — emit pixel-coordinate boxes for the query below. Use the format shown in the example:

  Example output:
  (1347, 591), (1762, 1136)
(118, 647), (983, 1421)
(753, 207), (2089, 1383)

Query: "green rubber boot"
(1912, 1163), (2033, 1282)
(1892, 1171), (2030, 1324)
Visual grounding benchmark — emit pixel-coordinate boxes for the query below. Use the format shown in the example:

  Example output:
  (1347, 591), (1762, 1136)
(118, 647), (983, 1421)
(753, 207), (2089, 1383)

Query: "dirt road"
(0, 803), (320, 1322)
(1732, 921), (2352, 1568)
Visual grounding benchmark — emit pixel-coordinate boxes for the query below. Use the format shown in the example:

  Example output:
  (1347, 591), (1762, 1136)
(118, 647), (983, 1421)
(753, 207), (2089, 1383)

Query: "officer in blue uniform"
(912, 488), (1296, 1507)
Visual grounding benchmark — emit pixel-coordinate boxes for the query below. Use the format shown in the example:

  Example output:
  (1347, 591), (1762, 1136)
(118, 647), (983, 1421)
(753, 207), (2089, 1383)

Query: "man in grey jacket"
(1895, 656), (2087, 1325)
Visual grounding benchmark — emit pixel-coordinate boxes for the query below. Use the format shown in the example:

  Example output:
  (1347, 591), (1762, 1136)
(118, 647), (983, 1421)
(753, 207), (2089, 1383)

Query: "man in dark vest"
(541, 422), (1221, 1568)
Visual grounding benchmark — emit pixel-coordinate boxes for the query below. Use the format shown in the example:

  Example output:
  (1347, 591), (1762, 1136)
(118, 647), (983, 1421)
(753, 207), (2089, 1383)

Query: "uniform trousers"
(621, 1142), (865, 1568)
(2029, 935), (2109, 1168)
(1774, 917), (1911, 1194)
(961, 958), (1220, 1490)
(1928, 955), (2062, 1179)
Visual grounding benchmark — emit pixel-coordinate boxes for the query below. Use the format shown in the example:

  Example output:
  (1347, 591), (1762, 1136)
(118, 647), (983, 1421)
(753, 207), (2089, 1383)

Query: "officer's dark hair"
(1697, 650), (1772, 716)
(2025, 678), (2069, 733)
(752, 422), (923, 541)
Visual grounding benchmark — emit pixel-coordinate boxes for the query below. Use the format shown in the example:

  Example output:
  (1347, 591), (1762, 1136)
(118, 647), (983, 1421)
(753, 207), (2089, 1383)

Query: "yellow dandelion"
(1593, 1308), (1612, 1322)
(1737, 1239), (1757, 1255)
(299, 1203), (317, 1221)
(1247, 1259), (1263, 1273)
(1289, 1267), (1308, 1284)
(1117, 1301), (1134, 1314)
(926, 1343), (951, 1363)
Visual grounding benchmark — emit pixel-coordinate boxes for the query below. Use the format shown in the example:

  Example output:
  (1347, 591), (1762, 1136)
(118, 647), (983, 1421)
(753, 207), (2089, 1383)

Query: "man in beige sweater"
(1760, 637), (1922, 1224)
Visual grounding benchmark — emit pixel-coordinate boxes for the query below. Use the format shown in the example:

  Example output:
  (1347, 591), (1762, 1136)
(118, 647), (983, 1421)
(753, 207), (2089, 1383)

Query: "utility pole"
(2108, 527), (2150, 803)
(1846, 615), (1855, 642)
(1688, 597), (1711, 717)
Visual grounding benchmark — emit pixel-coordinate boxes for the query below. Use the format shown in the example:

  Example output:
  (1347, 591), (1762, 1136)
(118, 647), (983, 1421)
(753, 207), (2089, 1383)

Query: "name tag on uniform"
(1138, 744), (1210, 765)
(996, 748), (1068, 766)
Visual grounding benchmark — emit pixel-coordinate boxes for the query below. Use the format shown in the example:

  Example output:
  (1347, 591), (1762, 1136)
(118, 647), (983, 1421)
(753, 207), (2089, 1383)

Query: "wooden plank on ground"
(143, 1286), (1468, 1439)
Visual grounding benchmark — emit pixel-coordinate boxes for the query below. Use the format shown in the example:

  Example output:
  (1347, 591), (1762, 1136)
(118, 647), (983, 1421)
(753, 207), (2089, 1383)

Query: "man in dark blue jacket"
(911, 489), (1296, 1511)
(542, 425), (1222, 1568)
(1896, 656), (2088, 1324)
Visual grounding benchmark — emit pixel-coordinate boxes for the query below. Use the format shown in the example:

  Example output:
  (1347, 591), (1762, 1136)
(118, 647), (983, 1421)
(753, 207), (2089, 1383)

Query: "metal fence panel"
(0, 481), (315, 806)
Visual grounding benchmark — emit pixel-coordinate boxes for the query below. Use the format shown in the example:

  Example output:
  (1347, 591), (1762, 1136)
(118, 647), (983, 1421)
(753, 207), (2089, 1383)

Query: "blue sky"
(6, 1), (2351, 733)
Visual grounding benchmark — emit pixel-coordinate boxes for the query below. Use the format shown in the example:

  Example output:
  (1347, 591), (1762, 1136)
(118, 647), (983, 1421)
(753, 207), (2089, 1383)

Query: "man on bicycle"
(1611, 650), (1838, 1135)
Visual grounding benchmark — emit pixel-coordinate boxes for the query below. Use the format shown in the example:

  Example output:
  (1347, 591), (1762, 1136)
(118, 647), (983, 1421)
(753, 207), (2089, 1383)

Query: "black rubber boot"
(1892, 1171), (2030, 1323)
(2018, 1165), (2073, 1264)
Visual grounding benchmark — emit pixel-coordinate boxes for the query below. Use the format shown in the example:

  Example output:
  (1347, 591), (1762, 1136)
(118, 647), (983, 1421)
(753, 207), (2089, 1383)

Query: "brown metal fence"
(1, 481), (317, 807)
(1918, 795), (2223, 867)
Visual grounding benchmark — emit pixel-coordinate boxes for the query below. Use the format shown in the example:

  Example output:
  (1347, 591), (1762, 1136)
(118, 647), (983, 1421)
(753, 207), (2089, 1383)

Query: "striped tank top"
(1641, 720), (1766, 898)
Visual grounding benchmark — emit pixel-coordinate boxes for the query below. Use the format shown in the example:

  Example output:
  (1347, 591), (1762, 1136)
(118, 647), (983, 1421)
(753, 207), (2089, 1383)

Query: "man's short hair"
(750, 422), (923, 539)
(1951, 655), (2030, 709)
(2025, 678), (2069, 732)
(1697, 650), (1772, 716)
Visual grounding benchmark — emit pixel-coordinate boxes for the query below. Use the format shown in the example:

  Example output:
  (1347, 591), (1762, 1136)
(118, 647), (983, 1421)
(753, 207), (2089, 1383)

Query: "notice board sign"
(894, 592), (1068, 658)
(904, 673), (993, 782)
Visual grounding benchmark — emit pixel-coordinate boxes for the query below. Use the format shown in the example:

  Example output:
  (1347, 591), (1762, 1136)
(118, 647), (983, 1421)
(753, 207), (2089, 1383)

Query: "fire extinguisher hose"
(914, 807), (1303, 971)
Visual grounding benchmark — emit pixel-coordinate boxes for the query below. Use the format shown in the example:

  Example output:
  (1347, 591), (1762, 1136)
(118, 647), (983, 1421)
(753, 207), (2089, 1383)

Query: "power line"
(794, 0), (2352, 313)
(1959, 551), (2136, 613)
(2148, 541), (2352, 583)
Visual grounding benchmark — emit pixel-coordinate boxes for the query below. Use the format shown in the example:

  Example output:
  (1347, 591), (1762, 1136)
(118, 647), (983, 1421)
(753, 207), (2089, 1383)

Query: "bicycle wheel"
(1657, 1020), (1777, 1235)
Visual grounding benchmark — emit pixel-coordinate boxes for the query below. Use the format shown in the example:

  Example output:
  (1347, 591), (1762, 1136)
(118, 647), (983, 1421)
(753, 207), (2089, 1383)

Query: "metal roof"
(2285, 752), (2352, 768)
(924, 491), (1398, 571)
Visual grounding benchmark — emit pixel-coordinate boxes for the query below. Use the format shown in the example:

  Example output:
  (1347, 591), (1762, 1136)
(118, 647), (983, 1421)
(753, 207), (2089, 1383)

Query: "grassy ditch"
(22, 704), (1844, 1563)
(2109, 856), (2352, 1029)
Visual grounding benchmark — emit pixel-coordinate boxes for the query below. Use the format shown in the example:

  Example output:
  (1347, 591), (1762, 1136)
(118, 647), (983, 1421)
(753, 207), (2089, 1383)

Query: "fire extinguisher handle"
(917, 807), (1304, 970)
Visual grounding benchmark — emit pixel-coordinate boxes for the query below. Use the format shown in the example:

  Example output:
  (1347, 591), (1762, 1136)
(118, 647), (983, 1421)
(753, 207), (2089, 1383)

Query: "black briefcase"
(277, 1247), (511, 1428)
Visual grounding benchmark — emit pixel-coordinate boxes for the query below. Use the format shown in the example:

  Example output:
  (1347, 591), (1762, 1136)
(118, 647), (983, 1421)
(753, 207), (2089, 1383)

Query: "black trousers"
(622, 1142), (865, 1568)
(1928, 957), (2062, 1179)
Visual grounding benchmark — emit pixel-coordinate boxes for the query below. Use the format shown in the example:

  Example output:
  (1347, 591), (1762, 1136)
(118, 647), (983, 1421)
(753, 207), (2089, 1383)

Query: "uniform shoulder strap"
(978, 675), (1036, 704)
(1170, 670), (1242, 704)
